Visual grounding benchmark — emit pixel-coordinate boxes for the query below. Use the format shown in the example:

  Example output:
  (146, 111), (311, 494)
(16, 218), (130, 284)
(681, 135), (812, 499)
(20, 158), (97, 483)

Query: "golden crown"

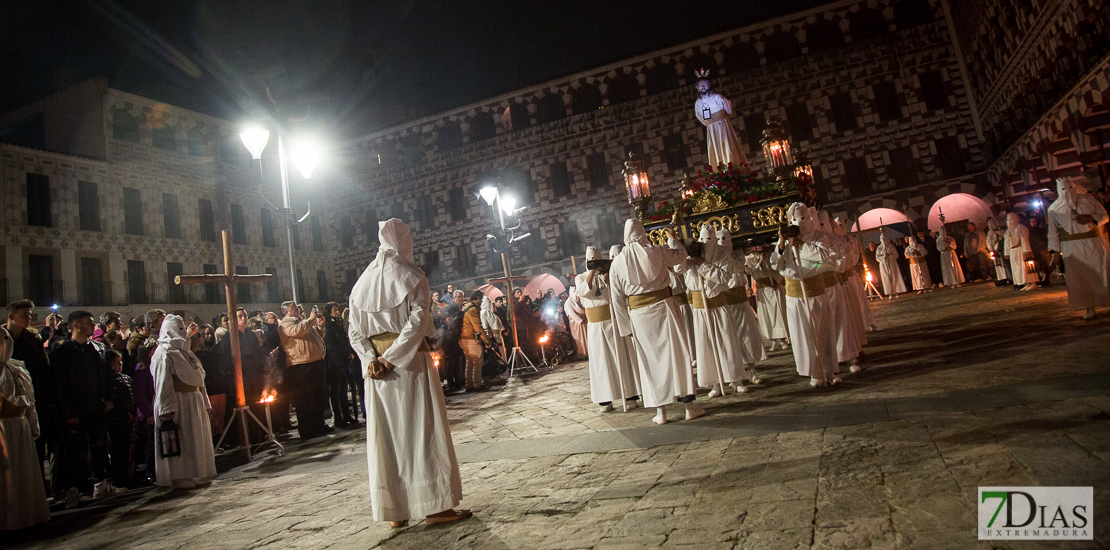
(694, 68), (711, 79)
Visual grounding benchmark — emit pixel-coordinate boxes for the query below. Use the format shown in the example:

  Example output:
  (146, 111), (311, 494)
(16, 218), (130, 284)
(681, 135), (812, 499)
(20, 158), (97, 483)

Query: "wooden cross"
(174, 229), (273, 457)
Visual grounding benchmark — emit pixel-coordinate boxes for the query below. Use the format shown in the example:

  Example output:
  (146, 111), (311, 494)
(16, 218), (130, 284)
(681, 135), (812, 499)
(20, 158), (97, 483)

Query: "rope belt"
(584, 305), (612, 323)
(172, 374), (200, 394)
(628, 288), (672, 310)
(784, 275), (827, 299)
(1059, 227), (1100, 242)
(688, 290), (729, 310)
(724, 288), (749, 305)
(370, 332), (430, 357)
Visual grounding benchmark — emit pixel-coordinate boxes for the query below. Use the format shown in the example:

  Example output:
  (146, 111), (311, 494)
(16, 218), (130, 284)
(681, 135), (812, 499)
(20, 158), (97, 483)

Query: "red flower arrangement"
(644, 163), (811, 223)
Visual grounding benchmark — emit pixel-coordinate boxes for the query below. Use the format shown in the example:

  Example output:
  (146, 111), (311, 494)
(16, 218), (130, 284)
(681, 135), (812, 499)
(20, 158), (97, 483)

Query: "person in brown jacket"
(460, 290), (490, 392)
(278, 301), (331, 439)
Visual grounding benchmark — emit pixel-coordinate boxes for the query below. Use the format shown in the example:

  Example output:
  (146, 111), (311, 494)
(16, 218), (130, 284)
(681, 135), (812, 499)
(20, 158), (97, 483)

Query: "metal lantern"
(793, 149), (813, 180)
(761, 117), (794, 174)
(623, 152), (652, 219)
(679, 171), (695, 199)
(158, 418), (182, 458)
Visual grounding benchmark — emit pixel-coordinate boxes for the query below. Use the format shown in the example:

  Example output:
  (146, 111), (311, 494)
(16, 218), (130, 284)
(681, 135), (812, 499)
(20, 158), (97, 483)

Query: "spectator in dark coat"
(103, 349), (135, 488)
(131, 345), (156, 486)
(322, 303), (356, 427)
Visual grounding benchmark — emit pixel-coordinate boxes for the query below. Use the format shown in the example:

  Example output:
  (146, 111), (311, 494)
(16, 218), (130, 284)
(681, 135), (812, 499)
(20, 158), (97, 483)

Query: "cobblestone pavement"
(9, 282), (1110, 549)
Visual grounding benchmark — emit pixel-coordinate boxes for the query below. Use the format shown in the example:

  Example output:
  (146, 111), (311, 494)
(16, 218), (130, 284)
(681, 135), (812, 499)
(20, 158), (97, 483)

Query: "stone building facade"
(324, 0), (1005, 296)
(0, 79), (332, 321)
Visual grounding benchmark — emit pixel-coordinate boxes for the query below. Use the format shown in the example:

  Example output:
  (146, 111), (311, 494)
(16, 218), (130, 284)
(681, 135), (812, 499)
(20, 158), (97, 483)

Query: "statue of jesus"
(693, 69), (747, 168)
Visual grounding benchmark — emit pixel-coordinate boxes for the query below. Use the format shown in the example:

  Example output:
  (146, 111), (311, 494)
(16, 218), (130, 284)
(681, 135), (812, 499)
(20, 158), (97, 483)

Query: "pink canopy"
(522, 273), (567, 299)
(473, 284), (504, 300)
(926, 193), (995, 231)
(851, 208), (910, 231)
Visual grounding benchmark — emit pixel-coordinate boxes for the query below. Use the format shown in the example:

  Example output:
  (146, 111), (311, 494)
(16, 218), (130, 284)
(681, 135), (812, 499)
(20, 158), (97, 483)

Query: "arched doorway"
(926, 193), (995, 231)
(851, 207), (909, 231)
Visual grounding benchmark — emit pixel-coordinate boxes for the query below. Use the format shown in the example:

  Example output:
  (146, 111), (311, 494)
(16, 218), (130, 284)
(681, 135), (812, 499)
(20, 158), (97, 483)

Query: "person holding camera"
(577, 246), (640, 412)
(609, 219), (703, 426)
(278, 300), (331, 439)
(769, 203), (843, 388)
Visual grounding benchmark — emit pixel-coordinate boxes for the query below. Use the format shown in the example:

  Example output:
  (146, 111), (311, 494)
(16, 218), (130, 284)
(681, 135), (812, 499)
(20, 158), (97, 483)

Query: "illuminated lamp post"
(623, 152), (652, 219)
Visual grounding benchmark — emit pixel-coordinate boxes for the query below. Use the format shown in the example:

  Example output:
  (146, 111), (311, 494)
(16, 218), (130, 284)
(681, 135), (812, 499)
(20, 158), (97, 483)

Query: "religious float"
(625, 117), (818, 247)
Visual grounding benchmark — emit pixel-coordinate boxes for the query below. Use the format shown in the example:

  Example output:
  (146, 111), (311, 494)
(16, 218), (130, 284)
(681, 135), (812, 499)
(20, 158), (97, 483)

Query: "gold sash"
(909, 257), (921, 265)
(370, 332), (431, 357)
(1060, 227), (1100, 242)
(688, 290), (729, 309)
(584, 305), (612, 323)
(628, 288), (672, 310)
(822, 271), (838, 289)
(172, 374), (200, 394)
(670, 292), (690, 307)
(784, 275), (826, 299)
(724, 288), (748, 305)
(754, 277), (774, 287)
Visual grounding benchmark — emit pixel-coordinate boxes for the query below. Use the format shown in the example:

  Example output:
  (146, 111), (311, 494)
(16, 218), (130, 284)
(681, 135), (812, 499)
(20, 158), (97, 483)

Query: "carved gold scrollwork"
(692, 215), (739, 236)
(691, 192), (727, 214)
(752, 205), (788, 229)
(647, 228), (670, 246)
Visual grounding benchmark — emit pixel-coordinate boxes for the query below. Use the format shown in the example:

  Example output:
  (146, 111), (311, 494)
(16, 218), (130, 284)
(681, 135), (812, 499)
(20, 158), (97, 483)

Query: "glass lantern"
(622, 152), (652, 219)
(792, 149), (813, 180)
(679, 171), (695, 199)
(761, 117), (793, 173)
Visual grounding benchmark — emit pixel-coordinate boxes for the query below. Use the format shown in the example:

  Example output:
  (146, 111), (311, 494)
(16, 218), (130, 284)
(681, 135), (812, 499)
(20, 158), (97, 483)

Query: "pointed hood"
(351, 218), (425, 312)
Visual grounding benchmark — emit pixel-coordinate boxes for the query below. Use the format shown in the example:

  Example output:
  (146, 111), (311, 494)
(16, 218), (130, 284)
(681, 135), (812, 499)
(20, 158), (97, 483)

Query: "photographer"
(278, 301), (331, 439)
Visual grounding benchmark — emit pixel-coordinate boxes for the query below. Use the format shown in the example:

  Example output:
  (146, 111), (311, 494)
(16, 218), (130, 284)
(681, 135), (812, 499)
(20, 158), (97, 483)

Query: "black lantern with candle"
(760, 117), (794, 175)
(158, 418), (182, 458)
(623, 152), (652, 220)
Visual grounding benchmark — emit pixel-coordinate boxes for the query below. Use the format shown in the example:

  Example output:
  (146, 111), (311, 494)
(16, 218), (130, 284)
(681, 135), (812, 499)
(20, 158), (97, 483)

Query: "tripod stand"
(214, 402), (285, 459)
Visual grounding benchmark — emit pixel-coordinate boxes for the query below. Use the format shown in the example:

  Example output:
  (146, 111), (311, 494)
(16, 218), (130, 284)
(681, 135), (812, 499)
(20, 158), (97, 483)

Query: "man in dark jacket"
(50, 310), (125, 507)
(322, 302), (356, 426)
(5, 300), (57, 494)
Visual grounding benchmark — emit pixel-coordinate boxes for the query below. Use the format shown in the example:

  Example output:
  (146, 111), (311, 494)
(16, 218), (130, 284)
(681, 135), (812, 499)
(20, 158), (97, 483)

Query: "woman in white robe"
(936, 225), (966, 288)
(717, 229), (767, 383)
(1047, 176), (1110, 319)
(694, 77), (746, 168)
(904, 235), (932, 293)
(576, 247), (641, 411)
(609, 219), (702, 425)
(746, 250), (789, 350)
(348, 219), (468, 527)
(152, 314), (216, 489)
(875, 231), (907, 297)
(0, 327), (50, 530)
(1005, 213), (1036, 289)
(770, 204), (843, 387)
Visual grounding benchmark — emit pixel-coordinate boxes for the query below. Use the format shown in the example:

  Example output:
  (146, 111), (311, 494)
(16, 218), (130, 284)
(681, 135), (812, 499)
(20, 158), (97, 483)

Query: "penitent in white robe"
(1047, 194), (1110, 310)
(770, 241), (840, 383)
(563, 290), (589, 358)
(349, 278), (462, 523)
(576, 273), (641, 404)
(905, 239), (932, 291)
(610, 235), (695, 408)
(0, 343), (50, 531)
(1005, 223), (1033, 286)
(748, 256), (789, 339)
(678, 260), (746, 387)
(937, 227), (965, 286)
(695, 92), (747, 168)
(152, 315), (216, 487)
(876, 238), (907, 295)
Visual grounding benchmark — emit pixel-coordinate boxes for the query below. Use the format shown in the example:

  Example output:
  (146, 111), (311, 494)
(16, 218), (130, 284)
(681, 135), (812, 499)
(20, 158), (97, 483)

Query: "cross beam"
(174, 230), (273, 459)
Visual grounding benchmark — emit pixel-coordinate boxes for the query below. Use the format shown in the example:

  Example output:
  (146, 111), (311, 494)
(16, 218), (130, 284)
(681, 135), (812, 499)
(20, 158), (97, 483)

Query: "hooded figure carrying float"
(1047, 176), (1110, 319)
(716, 228), (768, 383)
(769, 204), (843, 387)
(815, 211), (861, 372)
(609, 219), (704, 425)
(745, 247), (790, 351)
(347, 218), (470, 528)
(151, 314), (217, 489)
(576, 246), (641, 412)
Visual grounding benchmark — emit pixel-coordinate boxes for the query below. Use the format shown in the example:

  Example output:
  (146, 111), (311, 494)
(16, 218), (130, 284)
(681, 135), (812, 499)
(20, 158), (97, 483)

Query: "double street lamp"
(239, 127), (319, 304)
(479, 184), (537, 375)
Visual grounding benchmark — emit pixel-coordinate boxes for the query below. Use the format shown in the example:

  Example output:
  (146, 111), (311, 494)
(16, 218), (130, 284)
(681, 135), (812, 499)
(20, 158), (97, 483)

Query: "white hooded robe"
(152, 314), (217, 486)
(1047, 177), (1110, 310)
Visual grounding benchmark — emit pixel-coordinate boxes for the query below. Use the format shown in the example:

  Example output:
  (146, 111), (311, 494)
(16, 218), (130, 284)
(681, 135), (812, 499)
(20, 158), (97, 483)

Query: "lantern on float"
(623, 152), (652, 219)
(761, 117), (794, 174)
(793, 149), (813, 180)
(679, 171), (695, 199)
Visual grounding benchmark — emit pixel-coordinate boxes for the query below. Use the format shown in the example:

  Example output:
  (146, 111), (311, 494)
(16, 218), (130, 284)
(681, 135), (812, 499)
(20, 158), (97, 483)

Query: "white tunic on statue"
(770, 240), (840, 383)
(0, 331), (50, 531)
(747, 255), (789, 339)
(695, 92), (747, 168)
(609, 221), (695, 408)
(151, 315), (217, 487)
(348, 219), (462, 523)
(1005, 220), (1033, 285)
(1047, 191), (1110, 310)
(876, 237), (908, 295)
(576, 272), (640, 404)
(937, 227), (966, 286)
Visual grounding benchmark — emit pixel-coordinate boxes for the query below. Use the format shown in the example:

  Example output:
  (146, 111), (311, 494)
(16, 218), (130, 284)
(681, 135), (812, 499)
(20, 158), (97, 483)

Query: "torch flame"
(259, 391), (276, 404)
(539, 334), (549, 344)
(865, 270), (873, 283)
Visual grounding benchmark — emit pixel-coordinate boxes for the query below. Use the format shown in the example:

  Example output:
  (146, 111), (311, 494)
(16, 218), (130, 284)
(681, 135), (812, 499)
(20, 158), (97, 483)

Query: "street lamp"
(240, 126), (318, 304)
(622, 152), (652, 220)
(479, 183), (536, 376)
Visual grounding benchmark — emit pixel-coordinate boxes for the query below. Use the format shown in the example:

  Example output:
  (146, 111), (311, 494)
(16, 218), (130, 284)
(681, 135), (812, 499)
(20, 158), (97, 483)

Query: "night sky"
(2, 0), (829, 138)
